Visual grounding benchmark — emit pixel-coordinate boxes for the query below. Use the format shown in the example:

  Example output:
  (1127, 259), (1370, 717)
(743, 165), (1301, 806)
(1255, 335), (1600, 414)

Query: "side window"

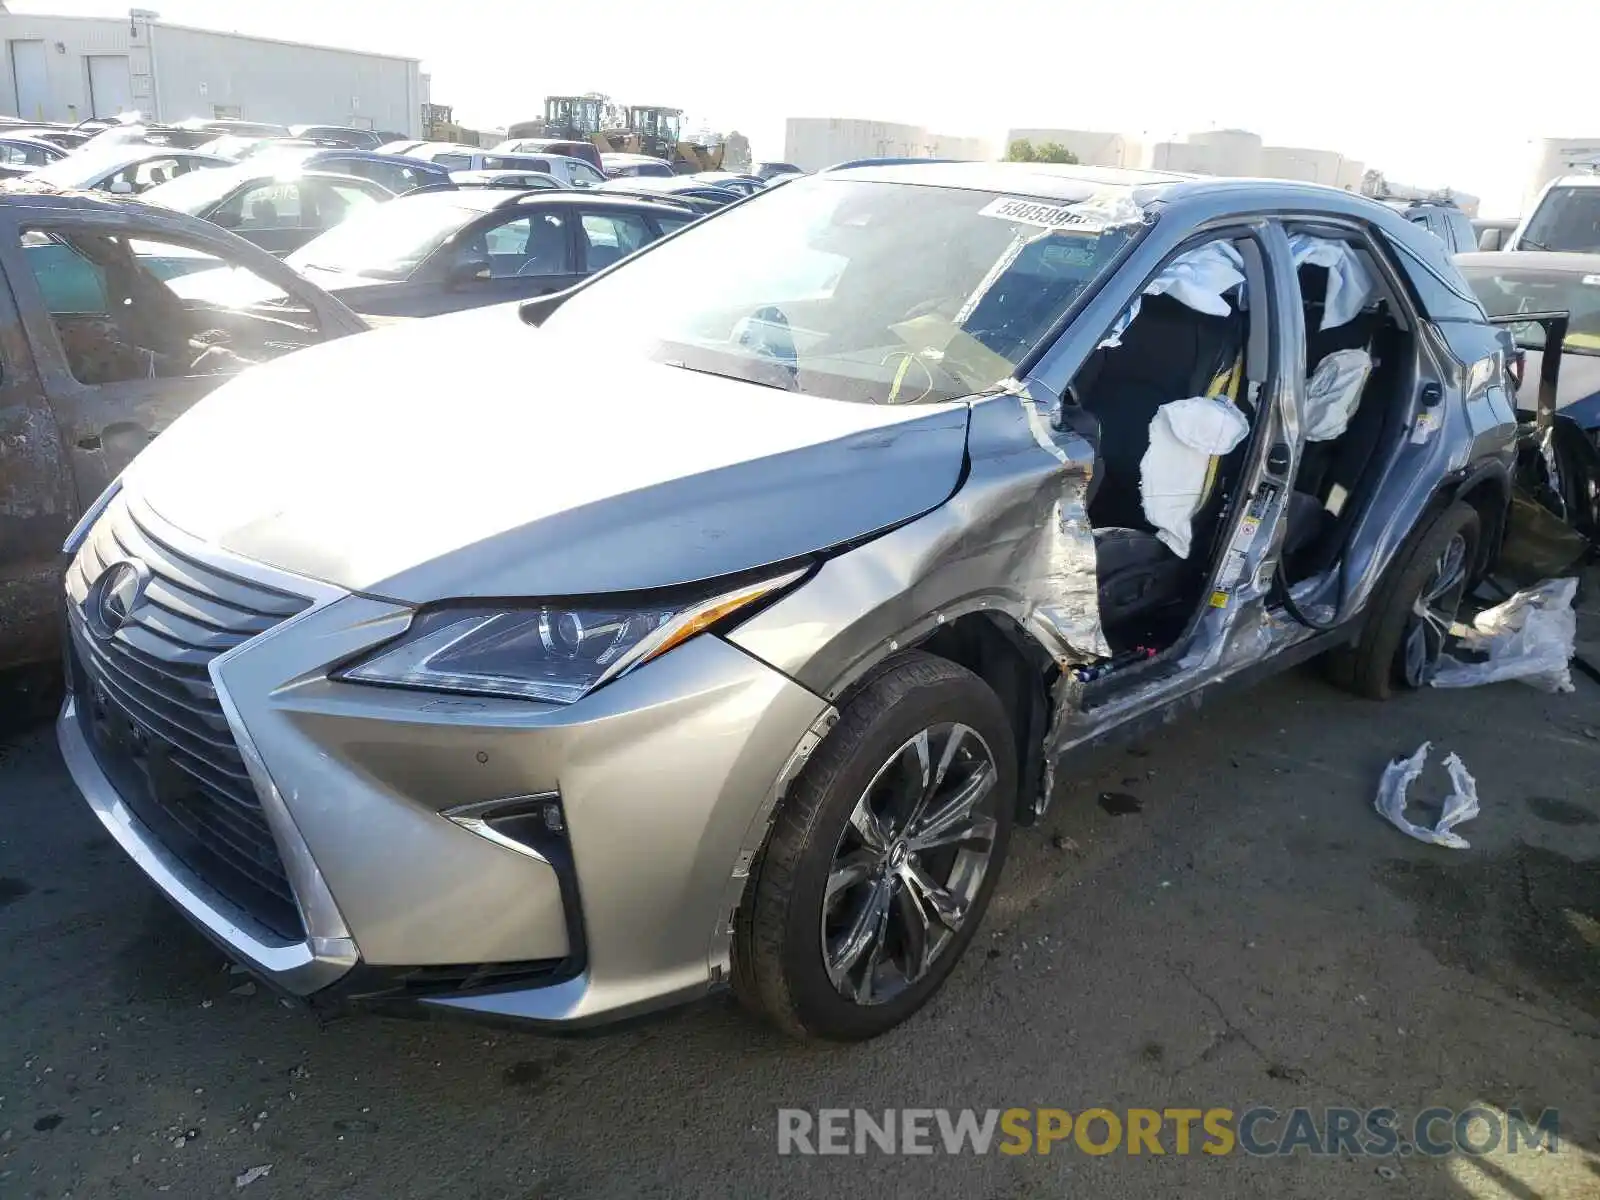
(580, 211), (653, 271)
(19, 227), (322, 386)
(654, 214), (693, 235)
(303, 179), (381, 229)
(229, 181), (302, 229)
(470, 212), (571, 277)
(436, 153), (472, 171)
(571, 162), (605, 187)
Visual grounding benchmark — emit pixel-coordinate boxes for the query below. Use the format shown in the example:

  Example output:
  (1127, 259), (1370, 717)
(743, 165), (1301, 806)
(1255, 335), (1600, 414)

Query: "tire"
(732, 652), (1017, 1041)
(1338, 501), (1480, 700)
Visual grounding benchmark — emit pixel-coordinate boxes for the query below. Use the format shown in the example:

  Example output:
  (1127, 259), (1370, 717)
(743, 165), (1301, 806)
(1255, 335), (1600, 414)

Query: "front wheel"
(733, 653), (1016, 1041)
(1338, 501), (1480, 700)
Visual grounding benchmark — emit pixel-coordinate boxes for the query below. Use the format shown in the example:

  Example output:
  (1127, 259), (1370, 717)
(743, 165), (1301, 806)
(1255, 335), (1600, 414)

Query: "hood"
(128, 303), (970, 602)
(292, 264), (405, 296)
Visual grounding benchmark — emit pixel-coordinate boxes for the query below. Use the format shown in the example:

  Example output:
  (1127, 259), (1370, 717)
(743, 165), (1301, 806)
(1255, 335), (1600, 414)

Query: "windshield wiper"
(1519, 236), (1550, 250)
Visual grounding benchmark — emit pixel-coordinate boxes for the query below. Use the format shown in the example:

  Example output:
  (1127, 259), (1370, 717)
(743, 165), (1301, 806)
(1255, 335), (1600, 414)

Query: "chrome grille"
(66, 495), (311, 941)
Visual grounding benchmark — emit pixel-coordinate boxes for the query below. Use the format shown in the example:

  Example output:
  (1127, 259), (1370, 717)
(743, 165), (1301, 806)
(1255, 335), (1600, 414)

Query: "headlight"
(338, 568), (804, 704)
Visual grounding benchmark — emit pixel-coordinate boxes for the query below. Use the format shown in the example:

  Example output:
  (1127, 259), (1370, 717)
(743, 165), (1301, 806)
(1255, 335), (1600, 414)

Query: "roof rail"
(824, 157), (969, 171)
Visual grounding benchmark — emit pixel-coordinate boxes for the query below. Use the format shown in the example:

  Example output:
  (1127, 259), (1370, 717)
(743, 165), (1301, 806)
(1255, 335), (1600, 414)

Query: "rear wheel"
(733, 653), (1016, 1041)
(1338, 501), (1480, 700)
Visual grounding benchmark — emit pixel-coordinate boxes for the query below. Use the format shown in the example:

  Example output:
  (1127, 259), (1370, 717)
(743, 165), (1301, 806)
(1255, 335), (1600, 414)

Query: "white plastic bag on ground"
(1430, 578), (1578, 694)
(1374, 742), (1481, 849)
(1304, 348), (1372, 442)
(1139, 394), (1250, 558)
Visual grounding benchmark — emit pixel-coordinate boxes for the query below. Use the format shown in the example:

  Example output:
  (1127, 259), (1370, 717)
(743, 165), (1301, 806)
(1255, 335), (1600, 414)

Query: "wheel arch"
(1441, 460), (1511, 582)
(838, 612), (1056, 828)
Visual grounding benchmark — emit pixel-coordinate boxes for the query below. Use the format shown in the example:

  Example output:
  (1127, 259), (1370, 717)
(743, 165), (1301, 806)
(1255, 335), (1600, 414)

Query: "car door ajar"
(0, 226), (77, 671)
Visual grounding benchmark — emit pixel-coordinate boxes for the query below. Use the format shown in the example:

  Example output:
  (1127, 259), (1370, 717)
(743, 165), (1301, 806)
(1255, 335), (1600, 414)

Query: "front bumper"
(59, 496), (832, 1028)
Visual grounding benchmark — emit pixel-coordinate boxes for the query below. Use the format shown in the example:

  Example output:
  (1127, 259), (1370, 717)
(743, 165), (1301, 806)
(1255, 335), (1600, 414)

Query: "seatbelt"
(1197, 355), (1244, 504)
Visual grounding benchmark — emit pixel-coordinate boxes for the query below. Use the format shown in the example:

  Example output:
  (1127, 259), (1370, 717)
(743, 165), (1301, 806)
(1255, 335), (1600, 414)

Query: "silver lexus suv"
(59, 164), (1521, 1040)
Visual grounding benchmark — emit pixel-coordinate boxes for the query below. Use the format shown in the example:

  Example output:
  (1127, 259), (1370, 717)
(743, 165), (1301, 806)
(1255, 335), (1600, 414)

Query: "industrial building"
(1003, 128), (1144, 169)
(784, 117), (992, 172)
(1004, 125), (1364, 190)
(0, 8), (424, 134)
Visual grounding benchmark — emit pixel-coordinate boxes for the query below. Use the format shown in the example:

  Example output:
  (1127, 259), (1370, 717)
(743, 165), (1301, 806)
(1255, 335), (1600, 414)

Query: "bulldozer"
(508, 96), (724, 173)
(626, 105), (725, 174)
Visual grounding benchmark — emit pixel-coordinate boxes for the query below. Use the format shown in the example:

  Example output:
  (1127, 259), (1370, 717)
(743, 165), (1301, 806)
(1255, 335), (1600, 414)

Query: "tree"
(1006, 138), (1079, 164)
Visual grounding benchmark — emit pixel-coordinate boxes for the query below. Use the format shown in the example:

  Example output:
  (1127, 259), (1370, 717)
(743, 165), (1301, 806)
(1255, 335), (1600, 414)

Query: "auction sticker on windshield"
(978, 196), (1109, 232)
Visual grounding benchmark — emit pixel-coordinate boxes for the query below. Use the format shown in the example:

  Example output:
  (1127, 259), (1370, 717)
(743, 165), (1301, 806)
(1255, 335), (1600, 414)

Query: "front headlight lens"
(339, 569), (802, 704)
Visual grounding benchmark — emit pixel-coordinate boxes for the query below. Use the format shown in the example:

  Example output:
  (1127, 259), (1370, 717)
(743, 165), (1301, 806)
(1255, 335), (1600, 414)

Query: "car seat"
(517, 216), (567, 276)
(1077, 293), (1248, 641)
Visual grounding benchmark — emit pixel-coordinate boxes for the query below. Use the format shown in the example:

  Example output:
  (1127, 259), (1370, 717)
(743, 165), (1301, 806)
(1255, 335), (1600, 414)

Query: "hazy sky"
(17, 0), (1597, 213)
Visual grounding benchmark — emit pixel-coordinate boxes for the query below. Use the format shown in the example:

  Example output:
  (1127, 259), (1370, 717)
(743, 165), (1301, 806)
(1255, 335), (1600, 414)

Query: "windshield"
(286, 195), (481, 279)
(140, 167), (249, 214)
(540, 176), (1145, 404)
(1520, 186), (1600, 252)
(1460, 263), (1600, 355)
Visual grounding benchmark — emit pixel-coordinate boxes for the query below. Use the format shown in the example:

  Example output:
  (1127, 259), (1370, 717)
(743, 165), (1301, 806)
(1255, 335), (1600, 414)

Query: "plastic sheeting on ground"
(1288, 233), (1377, 330)
(1430, 577), (1579, 694)
(1139, 394), (1251, 558)
(1304, 348), (1373, 442)
(1374, 742), (1481, 850)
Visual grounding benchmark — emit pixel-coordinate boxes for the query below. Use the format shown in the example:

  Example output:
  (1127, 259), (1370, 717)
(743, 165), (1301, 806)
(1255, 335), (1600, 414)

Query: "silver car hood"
(129, 304), (970, 602)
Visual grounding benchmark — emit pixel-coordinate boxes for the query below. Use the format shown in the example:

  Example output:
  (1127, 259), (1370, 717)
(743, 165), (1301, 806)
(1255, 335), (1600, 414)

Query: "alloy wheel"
(820, 722), (1000, 1006)
(1402, 532), (1469, 687)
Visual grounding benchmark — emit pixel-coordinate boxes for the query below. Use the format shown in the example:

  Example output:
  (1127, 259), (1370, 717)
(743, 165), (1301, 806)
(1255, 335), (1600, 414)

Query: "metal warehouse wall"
(150, 24), (421, 135)
(0, 14), (147, 123)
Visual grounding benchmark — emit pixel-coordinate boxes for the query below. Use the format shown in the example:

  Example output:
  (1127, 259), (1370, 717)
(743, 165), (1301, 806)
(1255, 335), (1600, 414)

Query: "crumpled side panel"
(1016, 394), (1110, 665)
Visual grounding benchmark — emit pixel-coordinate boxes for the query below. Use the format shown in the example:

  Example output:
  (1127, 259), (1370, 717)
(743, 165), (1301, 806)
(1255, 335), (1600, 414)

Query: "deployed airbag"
(1099, 241), (1246, 348)
(1139, 394), (1250, 558)
(1289, 234), (1376, 329)
(1304, 348), (1372, 442)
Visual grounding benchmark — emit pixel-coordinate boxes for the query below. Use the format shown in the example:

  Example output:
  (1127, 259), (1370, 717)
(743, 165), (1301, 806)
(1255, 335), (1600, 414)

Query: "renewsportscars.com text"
(776, 1106), (1561, 1157)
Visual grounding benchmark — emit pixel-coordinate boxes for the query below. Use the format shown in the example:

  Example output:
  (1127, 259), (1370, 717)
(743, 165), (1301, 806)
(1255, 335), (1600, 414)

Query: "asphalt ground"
(2, 628), (1598, 1199)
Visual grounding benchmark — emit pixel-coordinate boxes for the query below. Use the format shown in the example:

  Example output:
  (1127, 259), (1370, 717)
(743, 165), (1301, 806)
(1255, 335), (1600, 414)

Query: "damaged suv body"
(58, 164), (1524, 1041)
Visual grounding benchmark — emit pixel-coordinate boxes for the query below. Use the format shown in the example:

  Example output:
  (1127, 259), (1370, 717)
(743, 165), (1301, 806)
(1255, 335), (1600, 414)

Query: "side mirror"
(448, 256), (491, 288)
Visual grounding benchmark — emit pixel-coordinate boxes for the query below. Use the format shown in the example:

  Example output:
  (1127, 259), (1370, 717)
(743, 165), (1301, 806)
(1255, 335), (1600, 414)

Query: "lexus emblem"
(88, 560), (150, 639)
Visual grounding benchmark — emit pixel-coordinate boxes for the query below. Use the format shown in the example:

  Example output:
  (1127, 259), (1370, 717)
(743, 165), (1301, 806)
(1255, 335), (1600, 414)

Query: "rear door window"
(473, 211), (572, 277)
(580, 211), (654, 270)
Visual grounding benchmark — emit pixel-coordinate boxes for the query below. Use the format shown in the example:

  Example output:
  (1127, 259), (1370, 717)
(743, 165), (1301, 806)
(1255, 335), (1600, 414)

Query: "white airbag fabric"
(1099, 242), (1246, 348)
(1140, 395), (1251, 559)
(1289, 234), (1377, 329)
(1304, 349), (1372, 442)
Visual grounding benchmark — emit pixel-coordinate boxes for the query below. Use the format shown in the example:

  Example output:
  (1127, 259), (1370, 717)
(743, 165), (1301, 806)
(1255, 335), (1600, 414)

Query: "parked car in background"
(595, 175), (743, 208)
(690, 171), (765, 196)
(753, 160), (803, 180)
(449, 169), (563, 190)
(52, 164), (1554, 1043)
(492, 137), (605, 173)
(1379, 198), (1477, 253)
(176, 118), (290, 140)
(376, 139), (427, 157)
(407, 145), (606, 187)
(140, 167), (393, 255)
(8, 126), (94, 151)
(602, 152), (676, 178)
(26, 146), (230, 195)
(0, 188), (368, 675)
(1473, 217), (1519, 251)
(1509, 175), (1600, 252)
(0, 135), (67, 168)
(1457, 250), (1600, 425)
(270, 189), (692, 317)
(593, 185), (722, 216)
(195, 134), (284, 161)
(246, 148), (452, 195)
(288, 125), (384, 150)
